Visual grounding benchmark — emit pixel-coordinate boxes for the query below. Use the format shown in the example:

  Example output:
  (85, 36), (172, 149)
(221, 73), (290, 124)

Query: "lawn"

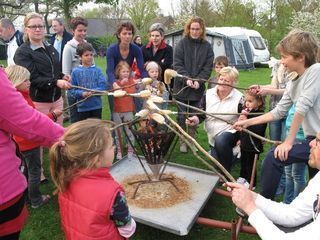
(3, 58), (272, 240)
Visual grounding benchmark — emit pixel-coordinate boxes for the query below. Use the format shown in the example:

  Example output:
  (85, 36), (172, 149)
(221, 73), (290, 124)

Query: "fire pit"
(126, 120), (179, 198)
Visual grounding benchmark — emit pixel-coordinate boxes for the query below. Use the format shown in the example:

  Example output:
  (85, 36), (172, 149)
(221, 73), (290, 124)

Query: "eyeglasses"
(27, 25), (45, 30)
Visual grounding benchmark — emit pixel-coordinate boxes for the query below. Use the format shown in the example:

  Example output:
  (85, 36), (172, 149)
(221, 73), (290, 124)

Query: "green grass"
(19, 63), (271, 240)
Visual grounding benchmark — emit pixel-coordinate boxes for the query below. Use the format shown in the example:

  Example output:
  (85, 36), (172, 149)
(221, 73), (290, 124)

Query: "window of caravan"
(249, 36), (266, 50)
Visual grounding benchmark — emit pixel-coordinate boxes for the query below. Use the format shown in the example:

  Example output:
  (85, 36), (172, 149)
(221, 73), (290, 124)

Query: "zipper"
(43, 46), (56, 102)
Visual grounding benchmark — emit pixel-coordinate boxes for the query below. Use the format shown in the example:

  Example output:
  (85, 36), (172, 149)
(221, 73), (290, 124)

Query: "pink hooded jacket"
(0, 68), (64, 204)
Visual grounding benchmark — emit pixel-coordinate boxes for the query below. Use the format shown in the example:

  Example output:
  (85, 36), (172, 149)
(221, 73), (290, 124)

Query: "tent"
(164, 28), (254, 70)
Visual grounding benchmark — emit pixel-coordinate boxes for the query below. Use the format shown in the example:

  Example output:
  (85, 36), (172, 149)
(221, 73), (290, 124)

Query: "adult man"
(227, 133), (320, 239)
(49, 18), (72, 64)
(0, 18), (23, 66)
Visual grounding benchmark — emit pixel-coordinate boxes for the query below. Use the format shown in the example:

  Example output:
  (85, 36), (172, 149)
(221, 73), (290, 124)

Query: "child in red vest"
(5, 65), (62, 209)
(113, 61), (136, 159)
(50, 119), (136, 240)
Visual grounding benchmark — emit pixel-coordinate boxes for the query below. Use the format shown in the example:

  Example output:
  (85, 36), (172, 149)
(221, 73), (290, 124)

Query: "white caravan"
(209, 27), (270, 63)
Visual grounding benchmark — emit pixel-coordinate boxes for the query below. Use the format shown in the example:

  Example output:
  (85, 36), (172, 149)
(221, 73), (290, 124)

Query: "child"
(5, 65), (62, 208)
(208, 55), (229, 89)
(234, 29), (320, 199)
(113, 61), (136, 159)
(237, 90), (267, 188)
(144, 61), (168, 109)
(69, 42), (106, 121)
(50, 119), (136, 240)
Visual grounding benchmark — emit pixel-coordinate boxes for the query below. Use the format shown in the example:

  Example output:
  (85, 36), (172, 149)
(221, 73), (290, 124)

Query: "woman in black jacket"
(14, 12), (71, 125)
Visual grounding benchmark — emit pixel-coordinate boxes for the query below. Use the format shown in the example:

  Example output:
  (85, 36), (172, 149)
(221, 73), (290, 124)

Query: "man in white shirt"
(0, 18), (23, 66)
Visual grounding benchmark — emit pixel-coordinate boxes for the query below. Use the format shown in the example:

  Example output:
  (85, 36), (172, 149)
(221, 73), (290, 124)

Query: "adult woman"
(187, 67), (244, 171)
(172, 16), (214, 152)
(14, 12), (71, 125)
(142, 23), (173, 82)
(0, 68), (64, 239)
(106, 22), (147, 113)
(133, 35), (142, 47)
(106, 21), (147, 90)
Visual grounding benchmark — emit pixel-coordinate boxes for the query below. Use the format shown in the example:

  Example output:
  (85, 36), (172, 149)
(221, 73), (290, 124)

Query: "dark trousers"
(22, 148), (42, 206)
(210, 132), (240, 171)
(260, 137), (318, 199)
(78, 109), (102, 121)
(240, 150), (258, 186)
(0, 232), (20, 240)
(176, 99), (199, 130)
(67, 92), (79, 123)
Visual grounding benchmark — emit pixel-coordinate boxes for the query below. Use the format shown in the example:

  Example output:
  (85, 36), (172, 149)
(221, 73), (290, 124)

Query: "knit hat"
(5, 65), (30, 87)
(149, 23), (165, 36)
(145, 61), (160, 72)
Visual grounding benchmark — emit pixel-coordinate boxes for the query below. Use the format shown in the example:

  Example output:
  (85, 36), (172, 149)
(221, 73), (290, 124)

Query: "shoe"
(180, 142), (187, 153)
(40, 178), (49, 184)
(31, 195), (51, 209)
(116, 150), (122, 160)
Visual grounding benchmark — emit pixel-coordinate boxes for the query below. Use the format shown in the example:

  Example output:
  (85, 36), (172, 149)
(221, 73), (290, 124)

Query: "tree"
(124, 0), (160, 33)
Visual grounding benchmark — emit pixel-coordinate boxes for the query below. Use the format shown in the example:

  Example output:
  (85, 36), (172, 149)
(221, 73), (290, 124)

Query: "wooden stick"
(171, 111), (262, 116)
(70, 85), (108, 94)
(167, 100), (281, 146)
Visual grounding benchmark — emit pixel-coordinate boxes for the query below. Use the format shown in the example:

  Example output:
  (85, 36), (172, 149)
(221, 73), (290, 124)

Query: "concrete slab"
(110, 156), (219, 236)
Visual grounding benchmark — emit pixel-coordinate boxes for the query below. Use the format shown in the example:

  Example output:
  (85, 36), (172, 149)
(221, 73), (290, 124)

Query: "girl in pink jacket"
(0, 68), (64, 239)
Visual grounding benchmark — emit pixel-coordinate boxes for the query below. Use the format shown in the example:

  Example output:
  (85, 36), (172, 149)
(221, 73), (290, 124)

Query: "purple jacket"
(0, 69), (64, 204)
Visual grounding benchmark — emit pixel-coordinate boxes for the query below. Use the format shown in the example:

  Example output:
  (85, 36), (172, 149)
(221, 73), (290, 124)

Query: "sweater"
(172, 36), (214, 101)
(248, 172), (320, 239)
(62, 38), (82, 75)
(58, 168), (125, 240)
(14, 41), (64, 102)
(106, 43), (148, 89)
(113, 78), (136, 113)
(0, 69), (64, 204)
(271, 63), (320, 137)
(69, 65), (106, 112)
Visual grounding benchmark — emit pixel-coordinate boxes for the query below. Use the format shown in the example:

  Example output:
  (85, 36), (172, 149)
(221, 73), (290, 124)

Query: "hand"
(233, 119), (249, 131)
(274, 141), (293, 161)
(186, 116), (199, 126)
(113, 82), (121, 89)
(186, 79), (193, 87)
(82, 91), (92, 98)
(57, 79), (71, 89)
(238, 114), (247, 121)
(52, 109), (63, 117)
(226, 182), (258, 215)
(62, 74), (71, 82)
(192, 81), (200, 89)
(121, 78), (129, 84)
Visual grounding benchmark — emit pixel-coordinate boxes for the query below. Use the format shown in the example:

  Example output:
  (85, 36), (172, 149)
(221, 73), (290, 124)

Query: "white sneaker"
(127, 147), (134, 159)
(116, 150), (122, 160)
(180, 143), (187, 153)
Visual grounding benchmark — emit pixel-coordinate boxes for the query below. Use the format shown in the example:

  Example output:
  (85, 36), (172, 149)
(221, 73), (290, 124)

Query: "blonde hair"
(183, 16), (206, 41)
(219, 66), (239, 84)
(115, 61), (131, 79)
(23, 12), (44, 42)
(276, 29), (318, 67)
(5, 65), (30, 87)
(49, 119), (113, 192)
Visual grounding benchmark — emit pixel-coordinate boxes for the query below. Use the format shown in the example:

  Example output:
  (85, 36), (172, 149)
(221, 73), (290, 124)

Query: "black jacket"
(49, 29), (73, 63)
(173, 36), (214, 101)
(142, 41), (173, 81)
(240, 109), (267, 153)
(14, 41), (64, 102)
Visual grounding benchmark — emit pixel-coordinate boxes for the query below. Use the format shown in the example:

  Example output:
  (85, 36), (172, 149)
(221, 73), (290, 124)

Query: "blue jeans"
(260, 137), (313, 199)
(22, 147), (42, 206)
(269, 118), (286, 141)
(210, 132), (240, 171)
(67, 92), (79, 123)
(283, 162), (307, 203)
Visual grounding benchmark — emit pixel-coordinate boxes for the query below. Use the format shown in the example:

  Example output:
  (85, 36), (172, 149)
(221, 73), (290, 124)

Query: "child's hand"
(186, 116), (199, 126)
(52, 109), (63, 117)
(113, 82), (121, 89)
(82, 91), (92, 98)
(121, 78), (129, 84)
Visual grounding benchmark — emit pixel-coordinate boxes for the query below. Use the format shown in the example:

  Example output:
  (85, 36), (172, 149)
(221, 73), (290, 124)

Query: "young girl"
(5, 65), (62, 209)
(113, 61), (136, 159)
(143, 61), (168, 109)
(237, 90), (267, 187)
(50, 119), (136, 240)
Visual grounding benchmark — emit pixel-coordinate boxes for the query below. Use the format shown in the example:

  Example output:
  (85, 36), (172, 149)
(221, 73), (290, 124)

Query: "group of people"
(1, 11), (320, 240)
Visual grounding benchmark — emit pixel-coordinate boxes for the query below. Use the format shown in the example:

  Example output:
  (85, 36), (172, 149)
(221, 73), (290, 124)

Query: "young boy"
(69, 42), (106, 121)
(234, 29), (320, 199)
(208, 55), (229, 89)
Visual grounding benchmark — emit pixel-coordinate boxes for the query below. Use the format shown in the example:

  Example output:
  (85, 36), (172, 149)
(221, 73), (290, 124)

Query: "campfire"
(127, 119), (180, 198)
